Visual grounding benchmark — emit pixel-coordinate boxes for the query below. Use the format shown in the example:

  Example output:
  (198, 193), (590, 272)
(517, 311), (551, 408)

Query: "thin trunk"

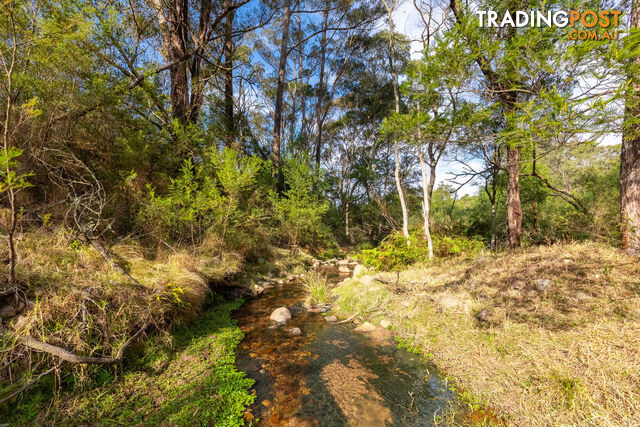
(490, 178), (497, 251)
(273, 0), (293, 174)
(418, 150), (433, 259)
(382, 0), (409, 244)
(314, 4), (329, 165)
(506, 145), (522, 249)
(224, 1), (235, 148)
(2, 10), (17, 284)
(345, 200), (350, 241)
(621, 0), (640, 255)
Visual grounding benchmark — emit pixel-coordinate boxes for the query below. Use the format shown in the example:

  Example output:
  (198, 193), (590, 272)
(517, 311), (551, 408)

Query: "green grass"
(300, 271), (332, 305)
(2, 298), (255, 426)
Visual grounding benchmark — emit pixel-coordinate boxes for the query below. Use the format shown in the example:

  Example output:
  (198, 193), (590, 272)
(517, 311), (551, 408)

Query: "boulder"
(337, 259), (349, 266)
(535, 278), (553, 292)
(354, 321), (376, 332)
(286, 327), (302, 336)
(276, 279), (285, 285)
(286, 275), (296, 283)
(338, 265), (351, 273)
(269, 307), (292, 324)
(359, 275), (376, 287)
(379, 319), (392, 329)
(324, 315), (338, 322)
(352, 264), (368, 278)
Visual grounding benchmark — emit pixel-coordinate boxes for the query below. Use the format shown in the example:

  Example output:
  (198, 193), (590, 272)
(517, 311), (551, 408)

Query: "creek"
(235, 267), (469, 426)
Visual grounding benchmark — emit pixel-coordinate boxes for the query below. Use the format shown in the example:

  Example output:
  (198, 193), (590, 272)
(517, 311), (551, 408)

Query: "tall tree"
(621, 0), (640, 254)
(272, 0), (293, 172)
(382, 0), (410, 244)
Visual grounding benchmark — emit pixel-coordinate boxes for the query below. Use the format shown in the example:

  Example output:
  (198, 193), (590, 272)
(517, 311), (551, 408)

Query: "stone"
(250, 284), (264, 296)
(312, 261), (320, 269)
(324, 315), (338, 322)
(512, 280), (526, 290)
(276, 279), (285, 285)
(269, 307), (291, 324)
(286, 275), (296, 282)
(287, 327), (302, 336)
(476, 309), (492, 322)
(338, 265), (351, 273)
(535, 278), (553, 292)
(379, 319), (391, 329)
(435, 293), (471, 314)
(352, 264), (368, 278)
(337, 259), (349, 266)
(575, 291), (591, 301)
(402, 300), (411, 308)
(354, 321), (376, 332)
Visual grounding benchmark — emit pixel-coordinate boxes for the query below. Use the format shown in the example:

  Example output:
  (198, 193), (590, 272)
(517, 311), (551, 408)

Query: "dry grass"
(333, 242), (640, 426)
(0, 228), (243, 386)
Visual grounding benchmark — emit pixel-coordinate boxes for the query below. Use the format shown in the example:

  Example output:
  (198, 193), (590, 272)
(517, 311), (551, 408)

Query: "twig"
(0, 364), (59, 405)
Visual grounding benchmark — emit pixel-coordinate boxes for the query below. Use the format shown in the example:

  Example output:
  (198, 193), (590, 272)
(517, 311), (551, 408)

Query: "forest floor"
(0, 228), (312, 424)
(332, 242), (640, 425)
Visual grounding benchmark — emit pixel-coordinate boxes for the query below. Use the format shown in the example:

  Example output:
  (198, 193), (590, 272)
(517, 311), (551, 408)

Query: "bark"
(621, 0), (640, 255)
(2, 8), (18, 284)
(418, 150), (433, 259)
(224, 0), (235, 148)
(450, 0), (523, 249)
(314, 3), (329, 165)
(382, 0), (410, 244)
(506, 145), (522, 249)
(272, 0), (293, 172)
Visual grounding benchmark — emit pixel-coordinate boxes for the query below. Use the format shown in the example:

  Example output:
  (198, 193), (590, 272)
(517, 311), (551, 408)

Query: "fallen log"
(19, 323), (148, 364)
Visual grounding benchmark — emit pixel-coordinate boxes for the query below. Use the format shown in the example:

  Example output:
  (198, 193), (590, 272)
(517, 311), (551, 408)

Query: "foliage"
(140, 149), (262, 249)
(270, 156), (331, 251)
(300, 271), (332, 306)
(356, 231), (484, 271)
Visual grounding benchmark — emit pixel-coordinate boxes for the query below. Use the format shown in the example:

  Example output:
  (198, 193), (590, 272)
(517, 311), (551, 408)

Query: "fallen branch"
(336, 313), (358, 324)
(19, 323), (148, 364)
(0, 364), (59, 405)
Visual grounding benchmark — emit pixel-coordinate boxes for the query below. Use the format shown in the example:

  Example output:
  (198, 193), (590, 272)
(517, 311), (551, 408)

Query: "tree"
(381, 0), (410, 245)
(621, 0), (640, 254)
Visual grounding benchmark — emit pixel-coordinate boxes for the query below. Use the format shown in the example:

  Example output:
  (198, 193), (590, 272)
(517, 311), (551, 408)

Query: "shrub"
(270, 156), (331, 251)
(356, 231), (484, 271)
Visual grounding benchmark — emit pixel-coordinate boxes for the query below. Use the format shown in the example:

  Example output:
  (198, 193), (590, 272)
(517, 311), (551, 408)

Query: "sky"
(391, 0), (622, 196)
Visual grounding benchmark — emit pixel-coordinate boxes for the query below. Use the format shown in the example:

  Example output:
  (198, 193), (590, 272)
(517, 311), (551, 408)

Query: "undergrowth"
(3, 298), (255, 425)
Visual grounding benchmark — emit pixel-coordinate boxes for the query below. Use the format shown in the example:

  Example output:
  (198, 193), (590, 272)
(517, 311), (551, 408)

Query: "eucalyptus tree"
(448, 0), (620, 249)
(621, 0), (640, 254)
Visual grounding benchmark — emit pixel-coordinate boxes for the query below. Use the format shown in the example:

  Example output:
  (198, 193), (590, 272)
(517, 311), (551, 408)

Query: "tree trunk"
(272, 0), (293, 173)
(382, 0), (410, 244)
(224, 1), (235, 148)
(418, 150), (433, 259)
(490, 178), (497, 251)
(314, 4), (329, 165)
(621, 0), (640, 255)
(506, 145), (522, 249)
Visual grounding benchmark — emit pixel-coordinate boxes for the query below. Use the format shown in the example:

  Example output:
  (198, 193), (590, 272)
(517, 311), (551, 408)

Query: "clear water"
(235, 271), (467, 426)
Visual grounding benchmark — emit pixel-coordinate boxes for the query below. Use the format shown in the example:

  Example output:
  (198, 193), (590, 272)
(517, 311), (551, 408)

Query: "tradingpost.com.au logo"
(476, 9), (622, 40)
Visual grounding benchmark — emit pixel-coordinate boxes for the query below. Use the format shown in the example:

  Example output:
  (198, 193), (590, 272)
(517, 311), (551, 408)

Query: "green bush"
(356, 232), (484, 271)
(139, 148), (262, 249)
(270, 156), (331, 251)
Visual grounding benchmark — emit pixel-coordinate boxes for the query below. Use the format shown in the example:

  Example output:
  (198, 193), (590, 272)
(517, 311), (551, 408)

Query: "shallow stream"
(235, 269), (467, 426)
